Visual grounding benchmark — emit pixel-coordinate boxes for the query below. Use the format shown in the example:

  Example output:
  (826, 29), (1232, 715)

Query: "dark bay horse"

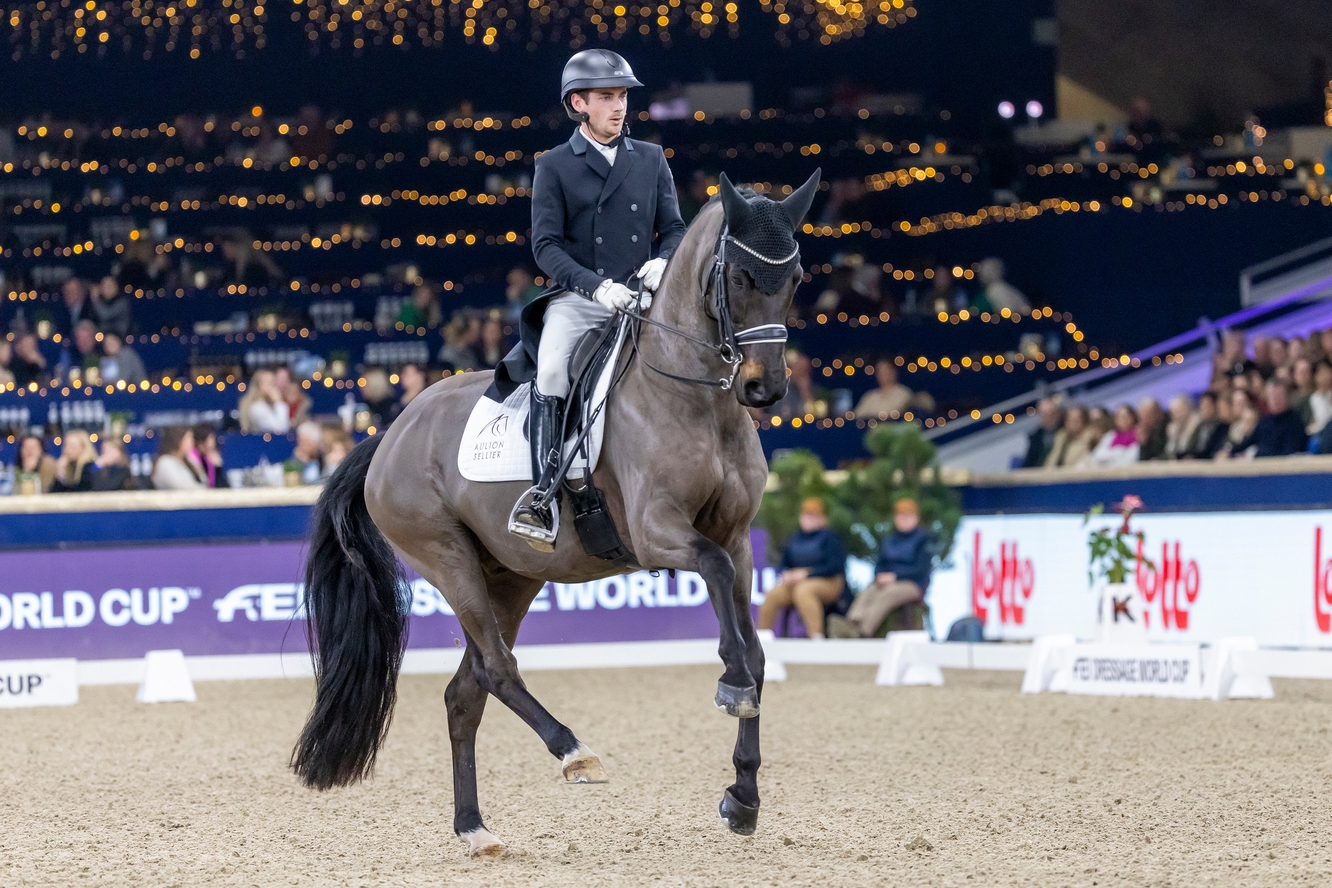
(291, 169), (820, 857)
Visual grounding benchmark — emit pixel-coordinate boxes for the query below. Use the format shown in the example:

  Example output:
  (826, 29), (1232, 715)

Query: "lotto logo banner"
(0, 536), (772, 661)
(929, 510), (1332, 647)
(0, 658), (78, 708)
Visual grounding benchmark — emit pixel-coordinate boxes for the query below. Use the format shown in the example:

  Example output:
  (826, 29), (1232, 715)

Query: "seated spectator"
(1021, 397), (1064, 468)
(854, 358), (919, 419)
(1137, 397), (1167, 460)
(1292, 358), (1315, 424)
(769, 350), (828, 420)
(1089, 404), (1141, 467)
(438, 313), (481, 372)
(1045, 405), (1095, 468)
(478, 313), (508, 370)
(1218, 390), (1259, 459)
(290, 422), (325, 484)
(99, 333), (146, 384)
(152, 426), (207, 490)
(1232, 379), (1308, 458)
(15, 434), (56, 494)
(322, 428), (356, 478)
(398, 283), (443, 330)
(275, 366), (312, 427)
(395, 363), (427, 420)
(1307, 361), (1332, 436)
(239, 369), (291, 434)
(504, 268), (545, 322)
(91, 275), (132, 337)
(756, 498), (846, 639)
(61, 277), (94, 334)
(973, 257), (1031, 315)
(1161, 394), (1201, 460)
(50, 430), (96, 493)
(359, 368), (398, 427)
(1184, 392), (1229, 459)
(1218, 329), (1253, 377)
(72, 320), (100, 375)
(191, 424), (228, 488)
(91, 438), (133, 491)
(0, 340), (15, 388)
(11, 333), (48, 387)
(827, 498), (933, 638)
(115, 237), (171, 290)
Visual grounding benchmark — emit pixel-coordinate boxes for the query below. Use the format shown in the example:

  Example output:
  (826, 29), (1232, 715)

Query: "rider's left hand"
(637, 257), (668, 292)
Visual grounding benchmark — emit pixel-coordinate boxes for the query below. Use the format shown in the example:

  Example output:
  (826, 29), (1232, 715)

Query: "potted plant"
(1084, 496), (1154, 642)
(282, 458), (303, 488)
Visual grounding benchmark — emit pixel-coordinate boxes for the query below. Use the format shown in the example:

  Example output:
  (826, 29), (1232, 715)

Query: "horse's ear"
(779, 167), (821, 229)
(718, 172), (751, 230)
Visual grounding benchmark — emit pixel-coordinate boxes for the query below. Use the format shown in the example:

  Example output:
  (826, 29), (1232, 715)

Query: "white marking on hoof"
(460, 827), (505, 859)
(561, 743), (609, 784)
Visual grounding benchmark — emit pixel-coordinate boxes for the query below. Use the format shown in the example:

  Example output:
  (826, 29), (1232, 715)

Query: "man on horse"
(493, 49), (688, 550)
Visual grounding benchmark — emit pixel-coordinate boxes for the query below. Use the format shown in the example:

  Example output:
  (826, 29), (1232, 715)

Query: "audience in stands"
(1307, 361), (1332, 436)
(769, 350), (827, 421)
(99, 334), (146, 384)
(51, 430), (96, 493)
(359, 368), (398, 427)
(756, 497), (847, 639)
(853, 358), (930, 419)
(478, 313), (508, 370)
(322, 429), (355, 478)
(1136, 398), (1167, 461)
(61, 278), (94, 334)
(1228, 379), (1307, 458)
(973, 258), (1031, 315)
(827, 497), (933, 638)
(398, 283), (443, 330)
(1044, 404), (1094, 467)
(275, 366), (312, 427)
(1187, 391), (1230, 459)
(0, 341), (15, 388)
(239, 369), (291, 434)
(191, 424), (228, 488)
(11, 334), (47, 387)
(92, 438), (133, 491)
(438, 313), (482, 372)
(290, 422), (325, 484)
(91, 276), (132, 337)
(16, 434), (56, 494)
(1089, 404), (1141, 467)
(396, 363), (428, 420)
(1022, 398), (1064, 468)
(72, 321), (100, 374)
(152, 426), (206, 490)
(504, 267), (545, 322)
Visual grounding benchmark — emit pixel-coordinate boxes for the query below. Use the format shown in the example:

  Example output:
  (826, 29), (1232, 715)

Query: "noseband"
(625, 222), (791, 390)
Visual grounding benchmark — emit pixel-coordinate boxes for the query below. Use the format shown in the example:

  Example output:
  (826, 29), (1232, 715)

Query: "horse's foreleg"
(688, 537), (758, 716)
(445, 643), (504, 858)
(721, 539), (763, 835)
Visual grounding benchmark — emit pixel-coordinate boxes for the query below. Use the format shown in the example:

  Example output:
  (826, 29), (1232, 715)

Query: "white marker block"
(1020, 634), (1077, 694)
(0, 659), (78, 708)
(875, 631), (943, 687)
(756, 629), (787, 682)
(1203, 636), (1274, 701)
(137, 650), (197, 704)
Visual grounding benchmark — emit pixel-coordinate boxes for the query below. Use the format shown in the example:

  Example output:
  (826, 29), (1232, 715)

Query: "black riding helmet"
(560, 49), (644, 123)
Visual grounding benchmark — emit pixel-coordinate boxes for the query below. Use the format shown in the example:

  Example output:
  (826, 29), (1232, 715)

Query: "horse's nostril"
(743, 378), (764, 401)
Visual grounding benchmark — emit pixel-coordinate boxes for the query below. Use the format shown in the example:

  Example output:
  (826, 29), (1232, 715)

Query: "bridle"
(623, 221), (791, 391)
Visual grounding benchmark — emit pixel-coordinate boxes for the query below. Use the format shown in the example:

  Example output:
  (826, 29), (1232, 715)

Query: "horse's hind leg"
(445, 643), (504, 858)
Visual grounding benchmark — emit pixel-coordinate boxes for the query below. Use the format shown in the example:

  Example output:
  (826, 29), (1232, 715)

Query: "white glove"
(637, 257), (668, 292)
(593, 280), (639, 312)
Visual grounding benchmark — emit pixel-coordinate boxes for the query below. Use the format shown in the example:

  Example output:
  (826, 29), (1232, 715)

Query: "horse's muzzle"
(735, 358), (787, 408)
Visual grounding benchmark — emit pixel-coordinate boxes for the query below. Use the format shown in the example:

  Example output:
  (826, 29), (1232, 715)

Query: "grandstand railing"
(1240, 233), (1332, 307)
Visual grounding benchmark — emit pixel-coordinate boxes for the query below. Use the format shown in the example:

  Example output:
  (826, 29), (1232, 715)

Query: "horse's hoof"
(714, 681), (760, 718)
(561, 743), (609, 784)
(460, 827), (506, 859)
(718, 789), (760, 836)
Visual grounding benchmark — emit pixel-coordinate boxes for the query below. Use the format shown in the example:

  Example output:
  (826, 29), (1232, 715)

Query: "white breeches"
(535, 293), (613, 398)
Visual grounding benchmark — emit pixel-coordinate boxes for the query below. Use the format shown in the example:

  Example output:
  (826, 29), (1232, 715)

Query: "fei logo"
(971, 531), (1034, 626)
(1135, 538), (1200, 630)
(1315, 528), (1332, 633)
(214, 584), (306, 622)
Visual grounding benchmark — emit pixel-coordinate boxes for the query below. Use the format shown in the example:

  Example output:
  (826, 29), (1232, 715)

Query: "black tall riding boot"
(507, 388), (566, 551)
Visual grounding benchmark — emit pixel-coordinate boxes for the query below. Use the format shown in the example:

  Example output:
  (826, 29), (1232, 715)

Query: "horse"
(290, 168), (821, 858)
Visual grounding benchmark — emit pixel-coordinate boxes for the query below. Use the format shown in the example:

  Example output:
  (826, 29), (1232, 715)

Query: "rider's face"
(574, 88), (628, 142)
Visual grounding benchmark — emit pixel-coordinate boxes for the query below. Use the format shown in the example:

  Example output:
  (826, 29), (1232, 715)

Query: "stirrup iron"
(508, 486), (560, 552)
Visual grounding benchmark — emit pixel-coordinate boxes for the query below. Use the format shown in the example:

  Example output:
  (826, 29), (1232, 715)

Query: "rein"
(622, 222), (790, 391)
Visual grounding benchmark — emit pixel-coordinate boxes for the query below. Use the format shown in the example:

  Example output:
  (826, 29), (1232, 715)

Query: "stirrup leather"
(507, 388), (565, 552)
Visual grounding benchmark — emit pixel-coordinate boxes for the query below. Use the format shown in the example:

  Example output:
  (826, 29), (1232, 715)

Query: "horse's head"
(714, 168), (820, 409)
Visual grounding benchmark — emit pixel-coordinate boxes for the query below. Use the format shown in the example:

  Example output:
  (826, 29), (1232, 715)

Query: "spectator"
(770, 350), (827, 420)
(396, 363), (428, 419)
(1021, 398), (1064, 468)
(239, 369), (291, 433)
(0, 340), (15, 388)
(61, 277), (94, 333)
(290, 421), (324, 484)
(929, 265), (963, 314)
(15, 435), (56, 494)
(827, 497), (933, 638)
(91, 438), (133, 491)
(504, 268), (545, 322)
(99, 333), (146, 384)
(1185, 392), (1229, 459)
(322, 428), (356, 478)
(756, 498), (847, 639)
(973, 258), (1031, 315)
(853, 358), (917, 419)
(91, 275), (132, 337)
(1251, 336), (1276, 379)
(438, 313), (481, 372)
(72, 320), (100, 374)
(152, 426), (207, 490)
(677, 169), (715, 222)
(1218, 329), (1253, 378)
(1136, 398), (1167, 461)
(275, 366), (312, 427)
(398, 283), (443, 330)
(478, 314), (508, 370)
(1293, 357), (1315, 419)
(115, 236), (171, 290)
(1161, 394), (1201, 460)
(359, 368), (398, 427)
(1233, 379), (1308, 457)
(1218, 389), (1260, 459)
(50, 430), (96, 493)
(1045, 405), (1095, 468)
(11, 334), (48, 387)
(1308, 361), (1332, 436)
(1089, 404), (1141, 467)
(191, 424), (228, 488)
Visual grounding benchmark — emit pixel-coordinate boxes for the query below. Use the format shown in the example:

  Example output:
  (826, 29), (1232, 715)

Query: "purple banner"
(0, 532), (773, 660)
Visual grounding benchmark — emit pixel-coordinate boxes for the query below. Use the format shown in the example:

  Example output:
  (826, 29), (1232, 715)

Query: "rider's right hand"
(593, 280), (639, 312)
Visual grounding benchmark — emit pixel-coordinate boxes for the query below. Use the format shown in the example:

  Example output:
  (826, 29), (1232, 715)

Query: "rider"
(501, 49), (688, 549)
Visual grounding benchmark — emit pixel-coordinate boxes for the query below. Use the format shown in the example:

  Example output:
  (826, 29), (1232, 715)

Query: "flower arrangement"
(1084, 495), (1153, 584)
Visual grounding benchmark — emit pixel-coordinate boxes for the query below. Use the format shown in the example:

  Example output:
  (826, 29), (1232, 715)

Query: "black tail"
(291, 434), (409, 790)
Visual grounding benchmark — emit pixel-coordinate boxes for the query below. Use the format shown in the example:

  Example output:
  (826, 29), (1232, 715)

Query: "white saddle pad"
(458, 321), (626, 483)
